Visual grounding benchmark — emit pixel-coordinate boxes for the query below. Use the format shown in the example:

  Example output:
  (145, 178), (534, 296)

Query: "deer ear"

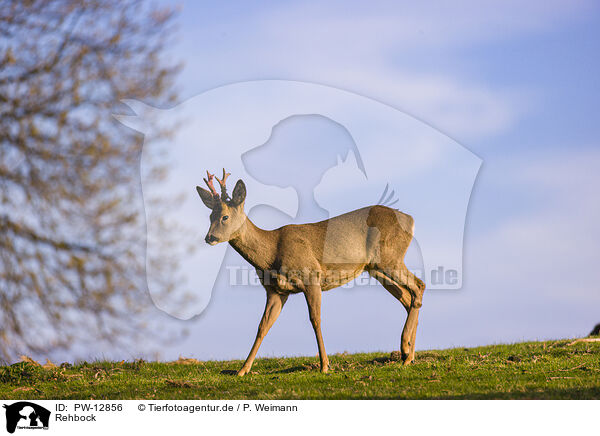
(229, 179), (246, 206)
(196, 186), (216, 209)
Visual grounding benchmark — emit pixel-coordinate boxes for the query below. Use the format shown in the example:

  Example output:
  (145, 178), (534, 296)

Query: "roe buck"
(196, 169), (425, 376)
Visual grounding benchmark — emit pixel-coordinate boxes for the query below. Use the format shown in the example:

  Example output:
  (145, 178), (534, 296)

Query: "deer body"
(197, 170), (425, 376)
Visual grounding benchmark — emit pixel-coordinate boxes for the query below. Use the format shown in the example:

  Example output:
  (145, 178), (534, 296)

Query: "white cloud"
(296, 67), (528, 141)
(471, 147), (600, 302)
(175, 0), (591, 142)
(261, 0), (593, 54)
(412, 146), (600, 348)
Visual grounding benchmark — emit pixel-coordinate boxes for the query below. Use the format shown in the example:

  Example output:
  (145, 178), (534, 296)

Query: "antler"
(203, 171), (219, 198)
(215, 168), (231, 200)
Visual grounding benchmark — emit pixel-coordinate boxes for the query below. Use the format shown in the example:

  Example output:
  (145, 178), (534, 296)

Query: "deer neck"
(229, 216), (277, 271)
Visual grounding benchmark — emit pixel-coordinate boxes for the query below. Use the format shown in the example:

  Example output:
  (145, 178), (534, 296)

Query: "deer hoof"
(236, 368), (248, 376)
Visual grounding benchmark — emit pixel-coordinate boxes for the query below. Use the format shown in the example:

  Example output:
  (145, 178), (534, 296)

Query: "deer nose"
(205, 234), (218, 244)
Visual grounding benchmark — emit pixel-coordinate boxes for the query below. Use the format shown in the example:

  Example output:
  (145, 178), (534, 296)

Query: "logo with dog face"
(3, 402), (50, 433)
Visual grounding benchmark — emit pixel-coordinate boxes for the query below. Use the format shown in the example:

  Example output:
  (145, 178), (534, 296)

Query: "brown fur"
(197, 177), (425, 376)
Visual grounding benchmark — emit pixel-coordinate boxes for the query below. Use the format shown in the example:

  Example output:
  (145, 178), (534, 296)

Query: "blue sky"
(70, 1), (600, 362)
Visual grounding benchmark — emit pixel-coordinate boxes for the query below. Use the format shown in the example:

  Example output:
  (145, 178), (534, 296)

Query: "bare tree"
(0, 0), (182, 361)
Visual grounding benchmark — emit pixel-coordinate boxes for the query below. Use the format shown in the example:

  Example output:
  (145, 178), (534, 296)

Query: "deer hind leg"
(238, 288), (288, 376)
(369, 267), (423, 365)
(408, 308), (419, 363)
(403, 306), (420, 364)
(393, 265), (424, 364)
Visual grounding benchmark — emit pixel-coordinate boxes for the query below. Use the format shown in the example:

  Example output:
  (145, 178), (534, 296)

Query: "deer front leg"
(304, 285), (329, 373)
(237, 290), (287, 376)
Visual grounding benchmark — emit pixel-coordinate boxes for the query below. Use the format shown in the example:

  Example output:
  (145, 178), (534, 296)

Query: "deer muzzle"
(205, 234), (219, 245)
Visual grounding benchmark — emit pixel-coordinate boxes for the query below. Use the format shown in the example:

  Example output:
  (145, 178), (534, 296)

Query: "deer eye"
(222, 215), (229, 222)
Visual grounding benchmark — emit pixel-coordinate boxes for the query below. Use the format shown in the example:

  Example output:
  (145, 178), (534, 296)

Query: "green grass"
(1, 339), (599, 399)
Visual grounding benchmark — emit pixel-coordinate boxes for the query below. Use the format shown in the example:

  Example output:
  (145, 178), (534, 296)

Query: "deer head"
(196, 168), (247, 245)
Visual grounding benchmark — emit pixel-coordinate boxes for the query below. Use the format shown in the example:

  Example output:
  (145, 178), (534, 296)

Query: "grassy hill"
(1, 338), (599, 400)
